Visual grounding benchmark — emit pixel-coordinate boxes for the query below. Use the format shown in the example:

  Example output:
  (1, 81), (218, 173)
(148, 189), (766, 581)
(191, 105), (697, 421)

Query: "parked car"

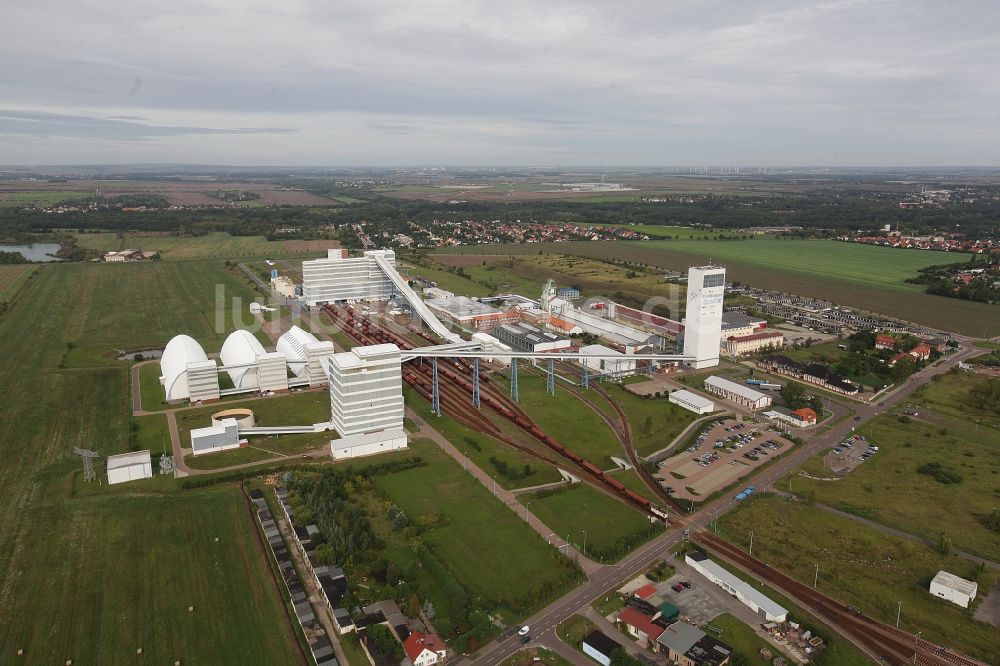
(681, 581), (691, 589)
(672, 583), (685, 592)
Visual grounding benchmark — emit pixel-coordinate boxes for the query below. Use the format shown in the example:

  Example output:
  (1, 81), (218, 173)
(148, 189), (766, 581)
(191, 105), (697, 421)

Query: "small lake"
(0, 243), (63, 262)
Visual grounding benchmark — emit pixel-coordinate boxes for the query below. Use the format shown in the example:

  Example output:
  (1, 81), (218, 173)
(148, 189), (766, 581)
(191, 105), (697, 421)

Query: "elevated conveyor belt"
(372, 253), (463, 343)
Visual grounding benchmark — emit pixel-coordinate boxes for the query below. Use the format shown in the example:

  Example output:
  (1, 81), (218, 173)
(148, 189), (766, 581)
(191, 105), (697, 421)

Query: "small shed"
(929, 571), (977, 608)
(106, 450), (153, 485)
(658, 600), (680, 621)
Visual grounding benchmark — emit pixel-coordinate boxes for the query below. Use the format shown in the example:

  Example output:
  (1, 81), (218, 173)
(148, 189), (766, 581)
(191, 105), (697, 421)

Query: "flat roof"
(656, 621), (704, 653)
(705, 375), (769, 402)
(106, 450), (152, 470)
(580, 344), (623, 357)
(694, 557), (787, 619)
(426, 296), (499, 318)
(932, 571), (978, 596)
(669, 389), (715, 409)
(582, 630), (620, 657)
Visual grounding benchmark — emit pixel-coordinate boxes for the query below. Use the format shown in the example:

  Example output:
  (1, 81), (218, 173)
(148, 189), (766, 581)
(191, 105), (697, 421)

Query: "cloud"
(0, 110), (294, 139)
(0, 0), (998, 164)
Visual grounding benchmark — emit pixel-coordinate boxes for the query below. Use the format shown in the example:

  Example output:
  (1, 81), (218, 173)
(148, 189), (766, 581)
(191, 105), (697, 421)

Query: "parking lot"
(656, 419), (794, 502)
(823, 434), (879, 475)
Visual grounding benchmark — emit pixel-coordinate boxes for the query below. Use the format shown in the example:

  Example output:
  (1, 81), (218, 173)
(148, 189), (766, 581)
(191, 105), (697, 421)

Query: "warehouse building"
(106, 450), (153, 485)
(579, 344), (637, 377)
(726, 330), (784, 356)
(669, 389), (716, 414)
(704, 375), (772, 410)
(929, 571), (977, 608)
(271, 275), (297, 298)
(683, 266), (726, 368)
(686, 551), (787, 622)
(763, 406), (817, 428)
(160, 334), (220, 402)
(220, 329), (267, 389)
(425, 296), (520, 330)
(302, 248), (397, 305)
(720, 311), (768, 339)
(190, 417), (242, 455)
(495, 322), (572, 353)
(557, 287), (581, 300)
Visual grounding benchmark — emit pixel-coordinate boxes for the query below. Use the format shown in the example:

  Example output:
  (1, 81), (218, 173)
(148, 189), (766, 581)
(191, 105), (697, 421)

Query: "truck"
(735, 486), (756, 501)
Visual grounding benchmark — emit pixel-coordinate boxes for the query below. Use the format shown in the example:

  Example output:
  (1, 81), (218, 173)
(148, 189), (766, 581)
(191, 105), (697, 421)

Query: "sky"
(2, 0), (999, 166)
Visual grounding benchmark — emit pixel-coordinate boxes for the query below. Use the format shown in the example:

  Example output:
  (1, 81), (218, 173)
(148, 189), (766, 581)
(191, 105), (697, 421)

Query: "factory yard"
(657, 419), (793, 502)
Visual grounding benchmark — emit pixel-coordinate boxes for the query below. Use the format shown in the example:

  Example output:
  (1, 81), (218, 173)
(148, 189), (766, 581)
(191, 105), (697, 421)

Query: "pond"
(0, 243), (63, 262)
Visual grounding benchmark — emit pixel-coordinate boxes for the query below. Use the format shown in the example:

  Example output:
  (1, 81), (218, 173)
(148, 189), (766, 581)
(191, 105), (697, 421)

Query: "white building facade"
(683, 266), (726, 368)
(106, 450), (153, 484)
(327, 344), (404, 437)
(669, 389), (716, 414)
(191, 418), (242, 455)
(302, 249), (397, 306)
(929, 571), (977, 608)
(704, 375), (772, 410)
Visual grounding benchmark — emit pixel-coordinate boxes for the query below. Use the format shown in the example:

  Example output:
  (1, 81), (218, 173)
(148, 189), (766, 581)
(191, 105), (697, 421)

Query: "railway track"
(319, 305), (665, 517)
(697, 532), (988, 666)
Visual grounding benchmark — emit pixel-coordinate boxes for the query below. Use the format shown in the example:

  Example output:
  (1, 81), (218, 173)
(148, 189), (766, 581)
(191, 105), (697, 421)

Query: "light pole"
(583, 529), (588, 555)
(525, 500), (531, 521)
(748, 530), (754, 557)
(896, 601), (902, 628)
(492, 475), (497, 496)
(912, 631), (921, 665)
(814, 563), (819, 588)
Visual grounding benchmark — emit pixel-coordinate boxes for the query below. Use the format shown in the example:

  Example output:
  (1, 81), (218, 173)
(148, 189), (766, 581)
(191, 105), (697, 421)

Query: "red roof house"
(909, 343), (932, 361)
(618, 607), (665, 644)
(792, 407), (817, 424)
(635, 584), (657, 600)
(875, 334), (897, 350)
(403, 632), (448, 666)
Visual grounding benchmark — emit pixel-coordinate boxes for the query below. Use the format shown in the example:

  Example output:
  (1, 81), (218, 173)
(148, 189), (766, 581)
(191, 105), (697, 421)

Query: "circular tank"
(211, 408), (256, 428)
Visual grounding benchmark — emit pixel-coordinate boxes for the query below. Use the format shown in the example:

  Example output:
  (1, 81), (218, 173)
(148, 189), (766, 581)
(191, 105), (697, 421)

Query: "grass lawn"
(717, 495), (1000, 662)
(783, 372), (1000, 559)
(0, 261), (304, 660)
(0, 264), (35, 300)
(500, 647), (573, 666)
(375, 440), (579, 612)
(706, 613), (790, 666)
(556, 614), (599, 648)
(435, 240), (994, 336)
(493, 373), (622, 467)
(602, 383), (698, 457)
(517, 484), (661, 563)
(397, 259), (493, 297)
(404, 387), (562, 490)
(607, 469), (660, 504)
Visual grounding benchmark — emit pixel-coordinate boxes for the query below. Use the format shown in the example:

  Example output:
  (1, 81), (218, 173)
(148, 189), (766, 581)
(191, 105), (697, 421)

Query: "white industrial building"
(160, 335), (220, 402)
(471, 332), (513, 366)
(327, 344), (404, 436)
(220, 330), (267, 389)
(330, 428), (408, 460)
(277, 325), (336, 386)
(929, 571), (978, 608)
(704, 375), (772, 410)
(190, 417), (242, 456)
(683, 266), (726, 368)
(302, 249), (397, 305)
(669, 389), (716, 414)
(543, 296), (660, 351)
(579, 344), (637, 377)
(686, 551), (787, 622)
(106, 450), (153, 485)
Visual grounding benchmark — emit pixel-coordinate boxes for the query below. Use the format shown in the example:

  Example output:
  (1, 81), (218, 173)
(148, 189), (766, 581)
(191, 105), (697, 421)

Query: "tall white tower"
(683, 265), (726, 368)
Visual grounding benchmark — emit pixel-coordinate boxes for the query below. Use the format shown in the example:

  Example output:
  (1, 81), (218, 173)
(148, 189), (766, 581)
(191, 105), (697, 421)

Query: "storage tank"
(277, 325), (320, 377)
(220, 330), (267, 389)
(160, 335), (209, 401)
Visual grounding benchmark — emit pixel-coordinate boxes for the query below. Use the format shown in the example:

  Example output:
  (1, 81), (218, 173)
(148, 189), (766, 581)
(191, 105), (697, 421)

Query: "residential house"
(403, 631), (447, 666)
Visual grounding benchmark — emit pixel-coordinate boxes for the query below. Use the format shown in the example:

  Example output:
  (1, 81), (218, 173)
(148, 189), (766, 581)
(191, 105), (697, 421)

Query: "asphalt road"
(462, 342), (983, 665)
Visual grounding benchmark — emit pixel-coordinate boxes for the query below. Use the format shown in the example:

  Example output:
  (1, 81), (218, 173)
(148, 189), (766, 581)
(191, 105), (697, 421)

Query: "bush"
(916, 462), (963, 484)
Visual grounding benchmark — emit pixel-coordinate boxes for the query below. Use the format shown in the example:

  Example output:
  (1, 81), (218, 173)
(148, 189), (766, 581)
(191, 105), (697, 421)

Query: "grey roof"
(656, 621), (705, 654)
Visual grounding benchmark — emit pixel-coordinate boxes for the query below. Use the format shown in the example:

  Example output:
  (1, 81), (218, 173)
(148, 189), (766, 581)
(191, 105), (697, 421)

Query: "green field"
(494, 373), (622, 467)
(0, 264), (35, 300)
(0, 190), (84, 207)
(706, 613), (790, 666)
(517, 484), (661, 562)
(0, 261), (302, 661)
(403, 387), (562, 490)
(784, 371), (1000, 558)
(74, 231), (327, 260)
(375, 440), (579, 611)
(717, 495), (1000, 662)
(601, 383), (698, 457)
(436, 239), (994, 336)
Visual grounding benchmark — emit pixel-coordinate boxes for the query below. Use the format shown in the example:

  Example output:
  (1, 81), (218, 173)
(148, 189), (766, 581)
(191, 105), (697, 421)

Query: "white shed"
(106, 450), (153, 485)
(669, 389), (716, 414)
(929, 571), (977, 608)
(191, 418), (241, 456)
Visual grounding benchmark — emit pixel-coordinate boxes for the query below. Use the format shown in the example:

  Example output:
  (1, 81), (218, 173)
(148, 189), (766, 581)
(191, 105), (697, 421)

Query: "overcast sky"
(2, 0), (999, 166)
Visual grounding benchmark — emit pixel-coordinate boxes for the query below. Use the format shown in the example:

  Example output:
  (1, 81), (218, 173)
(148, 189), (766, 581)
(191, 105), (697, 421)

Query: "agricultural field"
(375, 440), (581, 615)
(717, 495), (1000, 662)
(784, 371), (1000, 559)
(0, 262), (302, 661)
(517, 484), (662, 563)
(74, 231), (335, 260)
(435, 239), (994, 336)
(0, 190), (84, 207)
(0, 264), (35, 300)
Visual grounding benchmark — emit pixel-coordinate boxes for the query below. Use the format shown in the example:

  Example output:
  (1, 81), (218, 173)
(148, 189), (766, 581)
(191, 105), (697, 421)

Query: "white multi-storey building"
(302, 249), (397, 306)
(327, 344), (405, 437)
(683, 265), (726, 368)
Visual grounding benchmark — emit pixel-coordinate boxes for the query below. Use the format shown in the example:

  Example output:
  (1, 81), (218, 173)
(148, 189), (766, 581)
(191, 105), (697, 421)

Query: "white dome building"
(220, 330), (268, 389)
(160, 335), (210, 401)
(277, 325), (320, 378)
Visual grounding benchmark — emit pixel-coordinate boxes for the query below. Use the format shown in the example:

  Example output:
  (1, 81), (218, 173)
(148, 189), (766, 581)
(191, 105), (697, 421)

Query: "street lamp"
(525, 500), (531, 521)
(583, 529), (588, 555)
(814, 563), (819, 588)
(912, 631), (922, 665)
(748, 530), (754, 557)
(492, 474), (497, 496)
(896, 601), (902, 628)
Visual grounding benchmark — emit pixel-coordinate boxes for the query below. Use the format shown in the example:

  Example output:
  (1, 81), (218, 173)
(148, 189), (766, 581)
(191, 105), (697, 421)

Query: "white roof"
(160, 335), (209, 400)
(696, 557), (787, 619)
(670, 389), (715, 409)
(220, 330), (268, 389)
(931, 571), (977, 596)
(580, 344), (623, 357)
(705, 375), (768, 402)
(106, 450), (152, 470)
(277, 325), (320, 377)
